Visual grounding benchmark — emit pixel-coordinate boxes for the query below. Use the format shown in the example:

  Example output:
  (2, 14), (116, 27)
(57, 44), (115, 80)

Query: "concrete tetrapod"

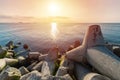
(66, 25), (120, 80)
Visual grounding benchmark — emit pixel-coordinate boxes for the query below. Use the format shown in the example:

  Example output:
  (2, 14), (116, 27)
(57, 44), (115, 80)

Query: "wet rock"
(32, 61), (43, 71)
(4, 58), (18, 66)
(54, 74), (73, 80)
(74, 40), (81, 48)
(113, 48), (120, 57)
(23, 44), (30, 50)
(41, 61), (55, 76)
(19, 66), (29, 75)
(0, 66), (21, 80)
(20, 70), (42, 80)
(28, 52), (42, 60)
(0, 59), (6, 71)
(27, 61), (38, 71)
(0, 48), (7, 58)
(17, 42), (22, 45)
(6, 41), (14, 50)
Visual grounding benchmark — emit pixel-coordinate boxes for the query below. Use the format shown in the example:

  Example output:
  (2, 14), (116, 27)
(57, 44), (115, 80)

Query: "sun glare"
(51, 22), (59, 39)
(49, 2), (60, 16)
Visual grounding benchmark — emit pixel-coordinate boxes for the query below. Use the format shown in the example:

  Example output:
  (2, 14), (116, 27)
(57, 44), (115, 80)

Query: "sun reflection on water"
(51, 22), (59, 39)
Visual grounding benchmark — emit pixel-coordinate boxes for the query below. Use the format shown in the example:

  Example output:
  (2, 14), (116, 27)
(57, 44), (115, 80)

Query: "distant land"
(0, 15), (75, 23)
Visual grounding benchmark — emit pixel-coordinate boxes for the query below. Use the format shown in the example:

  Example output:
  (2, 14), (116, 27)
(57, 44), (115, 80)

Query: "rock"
(27, 61), (38, 71)
(56, 58), (74, 76)
(113, 48), (120, 57)
(74, 40), (81, 48)
(0, 66), (21, 80)
(55, 66), (69, 76)
(16, 50), (30, 58)
(20, 70), (42, 80)
(54, 74), (73, 80)
(4, 58), (18, 66)
(0, 48), (7, 58)
(17, 56), (26, 64)
(23, 44), (29, 50)
(41, 61), (55, 76)
(0, 59), (6, 71)
(6, 41), (14, 50)
(28, 52), (42, 60)
(17, 42), (22, 45)
(32, 61), (43, 71)
(19, 66), (29, 75)
(60, 58), (74, 70)
(39, 54), (48, 61)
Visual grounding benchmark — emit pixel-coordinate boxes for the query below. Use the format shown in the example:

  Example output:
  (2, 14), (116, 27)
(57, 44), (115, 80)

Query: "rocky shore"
(0, 40), (119, 80)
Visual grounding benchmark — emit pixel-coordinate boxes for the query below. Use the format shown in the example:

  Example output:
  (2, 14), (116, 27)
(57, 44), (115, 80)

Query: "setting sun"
(48, 2), (60, 16)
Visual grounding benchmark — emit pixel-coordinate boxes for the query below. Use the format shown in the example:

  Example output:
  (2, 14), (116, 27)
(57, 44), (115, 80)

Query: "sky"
(0, 0), (120, 22)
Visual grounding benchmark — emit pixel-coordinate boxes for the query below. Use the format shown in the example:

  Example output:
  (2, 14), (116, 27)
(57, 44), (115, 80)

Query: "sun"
(48, 2), (60, 16)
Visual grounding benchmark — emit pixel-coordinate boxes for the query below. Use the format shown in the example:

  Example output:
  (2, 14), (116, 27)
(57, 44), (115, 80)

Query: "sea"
(0, 23), (120, 53)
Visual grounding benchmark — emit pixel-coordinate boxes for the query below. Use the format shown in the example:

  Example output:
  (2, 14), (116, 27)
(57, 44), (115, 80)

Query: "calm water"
(0, 23), (120, 52)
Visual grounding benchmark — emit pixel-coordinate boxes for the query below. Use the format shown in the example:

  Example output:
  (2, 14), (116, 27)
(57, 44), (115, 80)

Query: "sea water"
(0, 23), (120, 52)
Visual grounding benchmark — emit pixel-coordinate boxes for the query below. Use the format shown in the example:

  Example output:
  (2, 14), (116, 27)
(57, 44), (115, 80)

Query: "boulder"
(4, 58), (18, 66)
(27, 61), (38, 71)
(17, 56), (26, 65)
(23, 44), (30, 50)
(32, 61), (43, 71)
(19, 66), (29, 75)
(0, 59), (6, 71)
(28, 52), (42, 60)
(41, 61), (55, 76)
(0, 66), (21, 80)
(0, 48), (7, 58)
(20, 70), (42, 80)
